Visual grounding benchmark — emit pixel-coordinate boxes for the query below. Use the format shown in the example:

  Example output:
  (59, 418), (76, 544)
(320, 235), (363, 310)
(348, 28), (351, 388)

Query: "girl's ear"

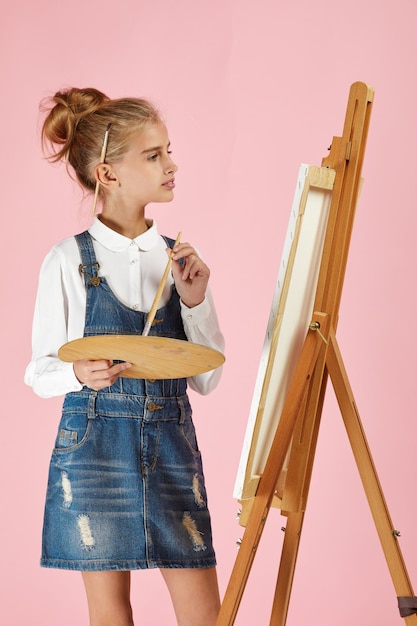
(95, 163), (119, 189)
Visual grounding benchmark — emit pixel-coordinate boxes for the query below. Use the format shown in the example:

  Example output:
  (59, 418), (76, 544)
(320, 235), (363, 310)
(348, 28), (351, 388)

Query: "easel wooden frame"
(217, 82), (417, 625)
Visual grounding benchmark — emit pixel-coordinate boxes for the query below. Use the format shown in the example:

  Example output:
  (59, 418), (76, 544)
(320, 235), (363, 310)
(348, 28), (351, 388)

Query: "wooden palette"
(58, 335), (225, 380)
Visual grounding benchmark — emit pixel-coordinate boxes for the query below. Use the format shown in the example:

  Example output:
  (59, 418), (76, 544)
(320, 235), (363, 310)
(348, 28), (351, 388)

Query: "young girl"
(25, 87), (225, 626)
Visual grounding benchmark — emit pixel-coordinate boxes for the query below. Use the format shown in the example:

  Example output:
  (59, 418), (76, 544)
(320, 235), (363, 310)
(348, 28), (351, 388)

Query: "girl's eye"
(148, 153), (159, 161)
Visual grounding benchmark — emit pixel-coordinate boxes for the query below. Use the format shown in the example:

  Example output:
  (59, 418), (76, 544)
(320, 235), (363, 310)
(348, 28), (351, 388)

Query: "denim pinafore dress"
(40, 231), (216, 571)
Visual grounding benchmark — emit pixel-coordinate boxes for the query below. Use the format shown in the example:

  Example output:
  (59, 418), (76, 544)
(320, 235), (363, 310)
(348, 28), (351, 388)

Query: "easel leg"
(216, 315), (328, 625)
(326, 332), (417, 624)
(269, 510), (305, 626)
(268, 345), (330, 625)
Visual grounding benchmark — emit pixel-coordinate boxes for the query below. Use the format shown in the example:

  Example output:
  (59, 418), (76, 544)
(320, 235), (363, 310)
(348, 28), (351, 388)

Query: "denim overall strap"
(76, 231), (101, 288)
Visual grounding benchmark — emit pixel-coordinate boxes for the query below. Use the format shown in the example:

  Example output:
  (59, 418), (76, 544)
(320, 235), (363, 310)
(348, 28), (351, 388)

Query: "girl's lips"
(162, 178), (175, 189)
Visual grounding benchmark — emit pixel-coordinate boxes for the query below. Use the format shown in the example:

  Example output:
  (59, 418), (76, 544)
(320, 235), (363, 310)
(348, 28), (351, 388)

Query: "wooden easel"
(217, 82), (417, 625)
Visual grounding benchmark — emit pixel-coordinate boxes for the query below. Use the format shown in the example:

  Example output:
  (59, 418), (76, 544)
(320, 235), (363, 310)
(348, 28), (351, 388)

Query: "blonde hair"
(40, 87), (161, 191)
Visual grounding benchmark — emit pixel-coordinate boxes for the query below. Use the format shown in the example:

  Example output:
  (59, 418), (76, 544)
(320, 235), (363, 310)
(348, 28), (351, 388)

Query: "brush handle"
(142, 231), (182, 336)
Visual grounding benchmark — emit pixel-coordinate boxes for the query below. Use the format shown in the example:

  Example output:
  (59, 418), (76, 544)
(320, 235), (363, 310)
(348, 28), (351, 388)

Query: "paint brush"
(92, 124), (112, 216)
(142, 231), (182, 336)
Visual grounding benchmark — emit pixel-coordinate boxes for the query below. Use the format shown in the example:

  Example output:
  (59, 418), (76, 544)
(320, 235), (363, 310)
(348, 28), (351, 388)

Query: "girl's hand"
(73, 359), (132, 390)
(170, 242), (210, 308)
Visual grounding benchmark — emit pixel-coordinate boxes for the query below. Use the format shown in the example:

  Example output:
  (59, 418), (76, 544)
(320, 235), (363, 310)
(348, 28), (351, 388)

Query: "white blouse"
(24, 218), (225, 398)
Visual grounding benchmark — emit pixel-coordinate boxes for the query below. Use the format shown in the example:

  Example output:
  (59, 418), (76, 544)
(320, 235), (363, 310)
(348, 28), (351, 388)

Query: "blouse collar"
(89, 217), (159, 252)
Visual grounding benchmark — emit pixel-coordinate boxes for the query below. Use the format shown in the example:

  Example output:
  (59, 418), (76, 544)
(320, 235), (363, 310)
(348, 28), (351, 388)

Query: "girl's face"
(111, 122), (178, 209)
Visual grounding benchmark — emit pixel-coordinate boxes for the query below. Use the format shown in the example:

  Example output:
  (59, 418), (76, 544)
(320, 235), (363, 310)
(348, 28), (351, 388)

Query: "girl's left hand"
(170, 242), (210, 308)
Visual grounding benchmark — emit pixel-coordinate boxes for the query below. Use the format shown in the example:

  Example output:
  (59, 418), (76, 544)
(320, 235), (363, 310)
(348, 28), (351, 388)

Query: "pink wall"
(2, 0), (417, 624)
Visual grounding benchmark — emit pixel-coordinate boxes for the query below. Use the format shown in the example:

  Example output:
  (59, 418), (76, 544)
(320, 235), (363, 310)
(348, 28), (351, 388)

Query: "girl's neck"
(98, 205), (148, 239)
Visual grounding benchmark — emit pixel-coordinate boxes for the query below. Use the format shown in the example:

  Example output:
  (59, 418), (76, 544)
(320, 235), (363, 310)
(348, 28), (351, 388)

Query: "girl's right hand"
(73, 359), (132, 390)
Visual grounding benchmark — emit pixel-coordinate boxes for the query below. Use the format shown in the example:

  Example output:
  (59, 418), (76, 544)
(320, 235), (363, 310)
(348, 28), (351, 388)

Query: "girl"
(25, 87), (225, 626)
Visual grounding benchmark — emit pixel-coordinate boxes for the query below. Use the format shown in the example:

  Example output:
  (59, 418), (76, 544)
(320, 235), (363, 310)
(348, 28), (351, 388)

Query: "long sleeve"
(181, 291), (225, 395)
(24, 245), (85, 398)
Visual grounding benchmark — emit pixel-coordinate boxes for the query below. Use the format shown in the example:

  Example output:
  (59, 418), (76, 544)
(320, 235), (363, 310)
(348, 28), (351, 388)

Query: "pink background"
(2, 1), (417, 624)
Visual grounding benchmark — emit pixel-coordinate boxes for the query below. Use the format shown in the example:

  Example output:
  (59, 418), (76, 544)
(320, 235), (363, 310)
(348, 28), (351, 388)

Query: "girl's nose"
(165, 157), (178, 175)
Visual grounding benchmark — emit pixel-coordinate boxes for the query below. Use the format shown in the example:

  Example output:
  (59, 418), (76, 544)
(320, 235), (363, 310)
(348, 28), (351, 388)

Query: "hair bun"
(62, 87), (109, 119)
(41, 87), (109, 161)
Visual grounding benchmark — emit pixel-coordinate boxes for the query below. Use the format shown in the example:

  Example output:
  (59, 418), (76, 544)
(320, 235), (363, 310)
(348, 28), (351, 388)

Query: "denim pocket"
(53, 412), (92, 454)
(179, 417), (201, 456)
